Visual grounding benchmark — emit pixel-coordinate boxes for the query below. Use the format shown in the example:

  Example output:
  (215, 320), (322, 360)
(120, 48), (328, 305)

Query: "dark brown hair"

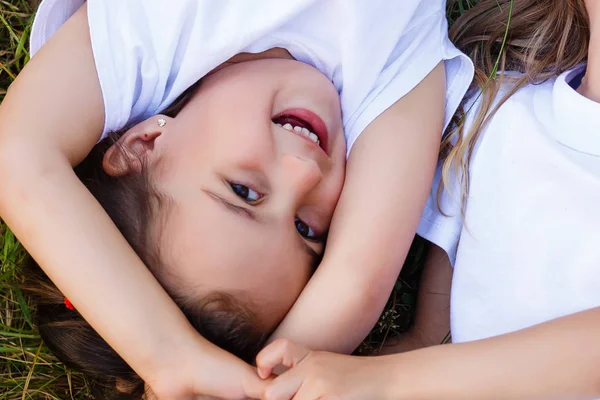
(23, 84), (266, 399)
(441, 0), (589, 209)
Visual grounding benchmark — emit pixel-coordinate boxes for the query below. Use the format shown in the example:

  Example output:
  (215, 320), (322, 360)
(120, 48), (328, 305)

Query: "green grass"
(0, 0), (478, 398)
(1, 222), (93, 399)
(447, 0), (479, 23)
(0, 2), (94, 398)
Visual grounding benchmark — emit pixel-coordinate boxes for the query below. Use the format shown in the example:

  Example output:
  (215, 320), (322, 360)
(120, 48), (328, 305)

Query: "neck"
(578, 4), (600, 101)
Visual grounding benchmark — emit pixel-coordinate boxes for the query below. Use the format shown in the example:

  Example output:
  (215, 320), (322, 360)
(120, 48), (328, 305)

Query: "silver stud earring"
(157, 118), (167, 127)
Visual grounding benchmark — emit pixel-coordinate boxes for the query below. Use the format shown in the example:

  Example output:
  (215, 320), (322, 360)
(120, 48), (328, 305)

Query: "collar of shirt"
(547, 65), (600, 157)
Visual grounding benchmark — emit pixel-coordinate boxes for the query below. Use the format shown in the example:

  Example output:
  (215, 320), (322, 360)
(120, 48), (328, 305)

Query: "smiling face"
(110, 58), (346, 330)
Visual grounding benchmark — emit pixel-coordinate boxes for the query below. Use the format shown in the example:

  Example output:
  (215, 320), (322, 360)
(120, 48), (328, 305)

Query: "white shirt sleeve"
(343, 1), (474, 153)
(416, 93), (485, 266)
(417, 162), (464, 265)
(30, 0), (84, 56)
(30, 0), (474, 149)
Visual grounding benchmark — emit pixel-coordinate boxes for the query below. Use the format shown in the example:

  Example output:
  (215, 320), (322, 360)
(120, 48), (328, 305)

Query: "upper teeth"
(277, 123), (320, 145)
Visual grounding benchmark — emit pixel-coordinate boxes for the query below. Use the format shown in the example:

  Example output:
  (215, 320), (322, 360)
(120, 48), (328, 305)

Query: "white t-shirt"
(30, 0), (473, 155)
(418, 66), (600, 345)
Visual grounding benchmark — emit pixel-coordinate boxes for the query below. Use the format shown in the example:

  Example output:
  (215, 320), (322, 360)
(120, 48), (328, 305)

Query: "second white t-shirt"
(418, 66), (600, 344)
(30, 0), (473, 155)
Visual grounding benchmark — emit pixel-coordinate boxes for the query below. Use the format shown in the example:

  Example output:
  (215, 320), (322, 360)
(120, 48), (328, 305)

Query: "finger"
(242, 372), (273, 400)
(262, 371), (304, 400)
(287, 386), (318, 400)
(256, 339), (310, 379)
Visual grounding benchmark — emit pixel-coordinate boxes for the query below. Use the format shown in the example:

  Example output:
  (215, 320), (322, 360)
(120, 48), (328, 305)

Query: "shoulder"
(30, 0), (85, 56)
(461, 72), (558, 136)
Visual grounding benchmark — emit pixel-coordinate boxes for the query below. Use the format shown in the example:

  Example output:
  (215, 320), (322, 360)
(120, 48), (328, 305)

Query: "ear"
(103, 116), (171, 177)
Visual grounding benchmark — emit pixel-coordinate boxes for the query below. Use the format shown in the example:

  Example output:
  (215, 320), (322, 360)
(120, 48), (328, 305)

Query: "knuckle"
(272, 338), (292, 353)
(280, 338), (293, 350)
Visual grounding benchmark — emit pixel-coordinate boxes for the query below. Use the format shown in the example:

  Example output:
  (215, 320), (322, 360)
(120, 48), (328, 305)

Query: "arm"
(385, 307), (600, 399)
(258, 308), (600, 400)
(270, 63), (446, 353)
(0, 6), (262, 399)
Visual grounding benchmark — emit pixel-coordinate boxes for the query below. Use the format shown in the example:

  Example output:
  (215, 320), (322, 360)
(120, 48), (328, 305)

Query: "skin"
(105, 58), (346, 330)
(269, 62), (445, 353)
(580, 0), (599, 101)
(254, 1), (600, 399)
(0, 2), (445, 398)
(0, 5), (331, 398)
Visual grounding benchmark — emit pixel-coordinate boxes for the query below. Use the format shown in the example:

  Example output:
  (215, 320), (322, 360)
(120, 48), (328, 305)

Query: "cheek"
(252, 245), (312, 296)
(322, 166), (345, 213)
(182, 124), (273, 172)
(281, 265), (311, 298)
(280, 258), (312, 296)
(159, 203), (312, 329)
(260, 255), (310, 299)
(161, 130), (212, 175)
(257, 260), (311, 329)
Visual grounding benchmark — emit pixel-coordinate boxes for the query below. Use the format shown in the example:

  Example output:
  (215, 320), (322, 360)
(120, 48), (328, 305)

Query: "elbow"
(0, 139), (33, 184)
(0, 137), (62, 178)
(0, 140), (23, 187)
(0, 142), (27, 213)
(0, 139), (56, 210)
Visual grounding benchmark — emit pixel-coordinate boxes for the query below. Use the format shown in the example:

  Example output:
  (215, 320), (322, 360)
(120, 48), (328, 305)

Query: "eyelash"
(294, 217), (322, 242)
(229, 182), (323, 242)
(229, 183), (262, 202)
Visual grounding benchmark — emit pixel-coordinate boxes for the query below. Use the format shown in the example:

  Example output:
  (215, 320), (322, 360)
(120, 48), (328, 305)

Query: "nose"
(278, 153), (323, 206)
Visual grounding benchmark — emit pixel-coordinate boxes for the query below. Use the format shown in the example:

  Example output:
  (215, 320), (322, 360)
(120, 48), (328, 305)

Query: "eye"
(230, 183), (262, 202)
(294, 217), (322, 241)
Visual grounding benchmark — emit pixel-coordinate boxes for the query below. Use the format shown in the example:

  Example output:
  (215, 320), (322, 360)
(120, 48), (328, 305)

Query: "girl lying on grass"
(0, 0), (472, 398)
(254, 0), (600, 399)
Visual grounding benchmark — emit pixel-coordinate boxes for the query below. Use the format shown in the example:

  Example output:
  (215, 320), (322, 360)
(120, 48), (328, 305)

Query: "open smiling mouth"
(272, 108), (329, 155)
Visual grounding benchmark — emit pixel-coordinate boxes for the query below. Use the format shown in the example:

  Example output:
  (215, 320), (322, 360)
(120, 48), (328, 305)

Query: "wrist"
(362, 355), (413, 400)
(383, 346), (451, 400)
(142, 325), (208, 390)
(377, 355), (412, 400)
(154, 333), (260, 400)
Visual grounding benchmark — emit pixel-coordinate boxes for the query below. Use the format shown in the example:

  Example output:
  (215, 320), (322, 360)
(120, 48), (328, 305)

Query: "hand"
(256, 339), (391, 400)
(146, 336), (269, 400)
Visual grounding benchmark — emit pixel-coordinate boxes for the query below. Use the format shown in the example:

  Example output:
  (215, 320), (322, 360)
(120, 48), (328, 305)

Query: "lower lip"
(274, 108), (329, 155)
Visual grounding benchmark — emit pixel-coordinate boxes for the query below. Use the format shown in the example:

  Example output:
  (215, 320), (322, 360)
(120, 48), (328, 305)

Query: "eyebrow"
(203, 189), (322, 265)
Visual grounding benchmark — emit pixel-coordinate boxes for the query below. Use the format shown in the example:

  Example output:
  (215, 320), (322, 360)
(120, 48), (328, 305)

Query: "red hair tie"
(64, 297), (75, 311)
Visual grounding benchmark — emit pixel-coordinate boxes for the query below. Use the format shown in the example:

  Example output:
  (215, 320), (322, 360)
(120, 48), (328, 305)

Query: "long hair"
(441, 0), (589, 210)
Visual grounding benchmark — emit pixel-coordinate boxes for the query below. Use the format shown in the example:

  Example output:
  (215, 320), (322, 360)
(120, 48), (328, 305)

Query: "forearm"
(0, 146), (202, 382)
(271, 63), (446, 353)
(388, 308), (600, 400)
(269, 135), (433, 352)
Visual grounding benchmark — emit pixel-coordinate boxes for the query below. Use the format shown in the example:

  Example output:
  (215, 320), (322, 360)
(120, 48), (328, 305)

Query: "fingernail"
(258, 368), (269, 379)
